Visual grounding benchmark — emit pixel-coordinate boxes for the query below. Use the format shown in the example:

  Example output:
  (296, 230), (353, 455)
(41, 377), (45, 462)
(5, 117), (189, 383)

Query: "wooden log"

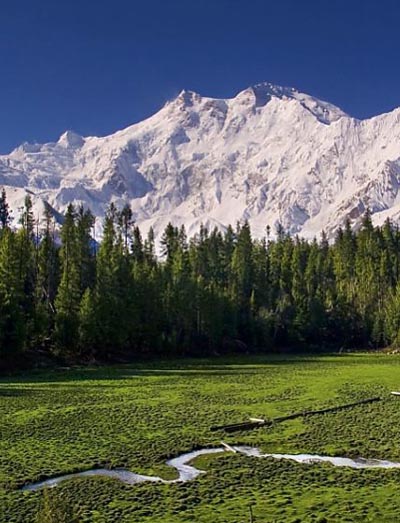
(273, 397), (381, 423)
(391, 392), (400, 396)
(210, 397), (381, 433)
(301, 396), (381, 416)
(210, 420), (267, 432)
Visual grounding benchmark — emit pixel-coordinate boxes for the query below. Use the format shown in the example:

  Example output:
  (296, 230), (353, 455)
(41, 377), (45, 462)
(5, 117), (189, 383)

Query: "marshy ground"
(2, 354), (400, 522)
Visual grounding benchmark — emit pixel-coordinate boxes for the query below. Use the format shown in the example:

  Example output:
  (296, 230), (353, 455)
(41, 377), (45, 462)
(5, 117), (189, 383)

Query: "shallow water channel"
(21, 445), (400, 492)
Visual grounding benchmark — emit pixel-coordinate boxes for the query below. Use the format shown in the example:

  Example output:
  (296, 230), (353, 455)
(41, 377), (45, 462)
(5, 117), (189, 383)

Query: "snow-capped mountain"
(2, 82), (400, 241)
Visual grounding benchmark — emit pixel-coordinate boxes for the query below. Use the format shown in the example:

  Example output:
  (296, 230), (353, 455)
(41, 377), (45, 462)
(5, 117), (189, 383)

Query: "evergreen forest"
(1, 188), (400, 369)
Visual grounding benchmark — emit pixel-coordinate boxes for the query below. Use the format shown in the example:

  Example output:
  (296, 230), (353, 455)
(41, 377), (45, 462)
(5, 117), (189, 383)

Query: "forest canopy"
(0, 188), (399, 369)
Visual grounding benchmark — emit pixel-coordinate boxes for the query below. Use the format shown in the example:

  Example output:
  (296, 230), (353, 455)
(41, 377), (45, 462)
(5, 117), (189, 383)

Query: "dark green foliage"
(0, 229), (25, 357)
(0, 187), (11, 229)
(54, 204), (82, 353)
(3, 188), (400, 364)
(34, 206), (59, 348)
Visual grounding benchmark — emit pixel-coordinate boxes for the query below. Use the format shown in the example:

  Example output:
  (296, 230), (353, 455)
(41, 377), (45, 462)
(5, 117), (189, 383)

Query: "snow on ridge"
(58, 130), (85, 148)
(1, 82), (400, 241)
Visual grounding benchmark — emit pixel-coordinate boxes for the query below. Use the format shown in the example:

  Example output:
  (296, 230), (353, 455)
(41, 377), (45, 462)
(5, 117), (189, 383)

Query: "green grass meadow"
(2, 354), (400, 522)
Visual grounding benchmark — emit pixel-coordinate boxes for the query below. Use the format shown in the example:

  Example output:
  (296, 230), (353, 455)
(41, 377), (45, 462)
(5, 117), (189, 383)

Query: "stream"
(21, 445), (400, 492)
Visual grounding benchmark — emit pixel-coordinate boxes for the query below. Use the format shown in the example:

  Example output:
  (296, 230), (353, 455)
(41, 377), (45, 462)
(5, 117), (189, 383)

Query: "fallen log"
(210, 420), (270, 432)
(273, 396), (382, 423)
(210, 396), (382, 433)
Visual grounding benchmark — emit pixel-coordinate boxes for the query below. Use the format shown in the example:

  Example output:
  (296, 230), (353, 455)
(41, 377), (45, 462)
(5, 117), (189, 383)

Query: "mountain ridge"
(1, 82), (400, 241)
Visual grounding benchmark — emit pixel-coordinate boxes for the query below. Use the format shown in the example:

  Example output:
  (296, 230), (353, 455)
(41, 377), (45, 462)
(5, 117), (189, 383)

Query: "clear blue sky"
(1, 0), (400, 153)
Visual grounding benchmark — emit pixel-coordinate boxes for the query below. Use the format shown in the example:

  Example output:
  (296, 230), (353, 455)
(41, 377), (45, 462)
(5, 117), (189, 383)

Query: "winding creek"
(21, 445), (400, 492)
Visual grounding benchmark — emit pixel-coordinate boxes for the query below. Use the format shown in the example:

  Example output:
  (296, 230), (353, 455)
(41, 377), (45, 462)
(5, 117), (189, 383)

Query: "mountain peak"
(1, 82), (398, 245)
(172, 89), (202, 107)
(252, 82), (297, 99)
(58, 130), (84, 148)
(167, 83), (348, 125)
(245, 82), (348, 124)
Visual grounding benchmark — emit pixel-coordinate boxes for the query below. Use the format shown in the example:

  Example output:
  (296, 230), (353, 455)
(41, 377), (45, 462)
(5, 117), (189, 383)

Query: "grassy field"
(2, 354), (400, 522)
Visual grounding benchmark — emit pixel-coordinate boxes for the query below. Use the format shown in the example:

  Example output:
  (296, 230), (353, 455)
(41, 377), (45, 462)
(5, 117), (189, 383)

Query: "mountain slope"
(2, 82), (400, 240)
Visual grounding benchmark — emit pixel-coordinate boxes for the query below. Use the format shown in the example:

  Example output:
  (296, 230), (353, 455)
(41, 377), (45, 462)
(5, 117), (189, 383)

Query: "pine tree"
(0, 188), (11, 229)
(119, 204), (134, 252)
(290, 238), (309, 342)
(160, 223), (180, 264)
(354, 210), (381, 341)
(0, 229), (25, 358)
(144, 227), (156, 266)
(19, 194), (35, 238)
(15, 195), (36, 345)
(76, 206), (95, 291)
(34, 206), (59, 347)
(385, 281), (400, 347)
(54, 205), (81, 354)
(93, 203), (135, 356)
(132, 225), (144, 263)
(230, 222), (254, 342)
(78, 288), (97, 357)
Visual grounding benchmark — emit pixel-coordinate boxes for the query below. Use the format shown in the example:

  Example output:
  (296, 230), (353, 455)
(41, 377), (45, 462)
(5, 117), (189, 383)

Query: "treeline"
(2, 187), (400, 367)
